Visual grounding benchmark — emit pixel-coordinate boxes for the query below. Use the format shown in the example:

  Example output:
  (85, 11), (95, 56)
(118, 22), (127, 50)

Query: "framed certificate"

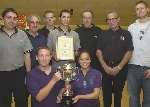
(56, 36), (74, 60)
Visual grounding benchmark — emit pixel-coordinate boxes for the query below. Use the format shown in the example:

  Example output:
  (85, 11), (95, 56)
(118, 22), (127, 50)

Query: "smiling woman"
(69, 50), (102, 107)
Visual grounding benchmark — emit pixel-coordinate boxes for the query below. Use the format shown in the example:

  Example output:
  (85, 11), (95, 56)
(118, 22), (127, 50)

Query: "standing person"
(0, 8), (33, 107)
(47, 9), (80, 67)
(25, 14), (47, 68)
(127, 1), (150, 107)
(96, 11), (133, 107)
(71, 50), (101, 107)
(75, 10), (102, 70)
(27, 46), (63, 107)
(38, 10), (57, 39)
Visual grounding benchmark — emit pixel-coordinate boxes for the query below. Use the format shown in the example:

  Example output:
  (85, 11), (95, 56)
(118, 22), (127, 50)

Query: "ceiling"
(0, 0), (150, 25)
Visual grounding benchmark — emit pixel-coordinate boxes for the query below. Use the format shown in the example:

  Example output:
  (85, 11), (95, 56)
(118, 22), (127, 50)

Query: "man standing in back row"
(25, 14), (47, 68)
(0, 8), (33, 107)
(75, 10), (102, 70)
(47, 9), (80, 67)
(128, 1), (150, 107)
(38, 10), (57, 39)
(96, 11), (133, 107)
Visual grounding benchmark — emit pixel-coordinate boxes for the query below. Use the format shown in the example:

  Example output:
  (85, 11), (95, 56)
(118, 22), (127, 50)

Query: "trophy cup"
(57, 63), (78, 107)
(56, 36), (77, 106)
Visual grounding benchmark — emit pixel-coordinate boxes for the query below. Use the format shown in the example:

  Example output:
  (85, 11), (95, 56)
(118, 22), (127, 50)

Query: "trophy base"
(62, 96), (73, 107)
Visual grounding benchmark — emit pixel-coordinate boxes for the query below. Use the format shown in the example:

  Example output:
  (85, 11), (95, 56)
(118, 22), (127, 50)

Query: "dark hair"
(59, 9), (71, 17)
(36, 46), (51, 55)
(78, 49), (91, 61)
(82, 9), (94, 17)
(136, 1), (149, 7)
(1, 8), (18, 18)
(43, 10), (55, 17)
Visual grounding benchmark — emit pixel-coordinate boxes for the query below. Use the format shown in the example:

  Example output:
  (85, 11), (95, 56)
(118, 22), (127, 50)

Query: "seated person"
(26, 46), (64, 107)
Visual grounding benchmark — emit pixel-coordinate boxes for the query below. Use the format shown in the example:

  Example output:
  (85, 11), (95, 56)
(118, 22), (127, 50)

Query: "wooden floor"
(98, 82), (129, 107)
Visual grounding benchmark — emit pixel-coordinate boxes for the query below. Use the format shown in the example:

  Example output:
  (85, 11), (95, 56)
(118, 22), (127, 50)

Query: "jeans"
(127, 64), (150, 107)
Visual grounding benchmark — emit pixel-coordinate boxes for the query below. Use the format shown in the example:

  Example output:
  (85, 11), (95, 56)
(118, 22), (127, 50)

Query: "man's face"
(36, 49), (51, 67)
(60, 12), (70, 26)
(106, 12), (120, 29)
(44, 13), (55, 26)
(28, 16), (40, 33)
(135, 3), (149, 19)
(3, 12), (17, 30)
(82, 12), (93, 27)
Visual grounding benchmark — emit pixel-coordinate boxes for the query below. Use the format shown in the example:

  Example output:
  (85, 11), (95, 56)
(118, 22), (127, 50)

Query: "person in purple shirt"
(71, 50), (102, 107)
(26, 46), (64, 107)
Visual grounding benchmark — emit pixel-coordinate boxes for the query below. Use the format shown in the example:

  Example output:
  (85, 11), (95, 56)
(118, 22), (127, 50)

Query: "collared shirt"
(72, 67), (101, 107)
(26, 66), (64, 107)
(97, 28), (134, 67)
(0, 28), (33, 71)
(75, 25), (102, 69)
(38, 26), (57, 39)
(47, 26), (81, 51)
(75, 25), (102, 54)
(25, 31), (47, 68)
(128, 19), (150, 67)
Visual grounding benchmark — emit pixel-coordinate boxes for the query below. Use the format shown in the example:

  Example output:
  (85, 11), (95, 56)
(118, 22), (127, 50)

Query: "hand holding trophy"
(55, 35), (78, 107)
(57, 63), (78, 107)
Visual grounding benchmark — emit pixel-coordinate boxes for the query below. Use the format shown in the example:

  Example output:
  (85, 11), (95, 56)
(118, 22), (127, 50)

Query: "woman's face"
(79, 52), (91, 70)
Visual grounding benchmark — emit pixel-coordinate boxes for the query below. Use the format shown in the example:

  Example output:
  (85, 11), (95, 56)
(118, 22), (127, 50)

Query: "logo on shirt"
(93, 35), (98, 38)
(120, 36), (125, 41)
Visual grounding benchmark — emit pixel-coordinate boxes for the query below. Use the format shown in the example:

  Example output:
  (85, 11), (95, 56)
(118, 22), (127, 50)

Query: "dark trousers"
(0, 67), (28, 107)
(101, 66), (128, 107)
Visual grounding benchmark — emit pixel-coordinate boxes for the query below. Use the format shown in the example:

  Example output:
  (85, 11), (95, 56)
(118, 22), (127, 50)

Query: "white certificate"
(56, 36), (74, 60)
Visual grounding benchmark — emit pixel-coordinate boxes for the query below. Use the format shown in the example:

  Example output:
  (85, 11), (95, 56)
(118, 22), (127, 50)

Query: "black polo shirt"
(75, 25), (102, 55)
(97, 28), (134, 66)
(75, 24), (102, 69)
(38, 26), (57, 38)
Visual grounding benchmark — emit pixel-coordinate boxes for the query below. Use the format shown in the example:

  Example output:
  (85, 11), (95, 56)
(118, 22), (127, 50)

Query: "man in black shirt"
(96, 11), (134, 107)
(38, 10), (56, 39)
(75, 10), (102, 70)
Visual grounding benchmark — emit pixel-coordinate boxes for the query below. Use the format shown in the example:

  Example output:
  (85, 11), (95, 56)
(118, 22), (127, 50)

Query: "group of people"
(0, 0), (150, 107)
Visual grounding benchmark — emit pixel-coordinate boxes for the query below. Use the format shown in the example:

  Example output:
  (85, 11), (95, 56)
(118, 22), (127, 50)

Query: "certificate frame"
(56, 36), (74, 60)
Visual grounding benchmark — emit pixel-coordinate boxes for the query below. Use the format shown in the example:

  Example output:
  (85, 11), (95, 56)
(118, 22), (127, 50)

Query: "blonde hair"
(26, 14), (41, 23)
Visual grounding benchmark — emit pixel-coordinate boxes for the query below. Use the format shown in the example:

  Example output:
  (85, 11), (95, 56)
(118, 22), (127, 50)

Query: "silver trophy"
(57, 63), (78, 107)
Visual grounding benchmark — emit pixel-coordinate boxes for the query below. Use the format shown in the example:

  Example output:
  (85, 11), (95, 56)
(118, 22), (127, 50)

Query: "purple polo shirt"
(26, 66), (64, 107)
(72, 67), (102, 107)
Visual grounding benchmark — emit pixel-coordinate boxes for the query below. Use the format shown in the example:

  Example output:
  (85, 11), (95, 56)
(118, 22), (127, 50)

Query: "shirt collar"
(109, 26), (122, 32)
(43, 26), (57, 31)
(57, 26), (71, 33)
(0, 26), (18, 33)
(0, 26), (18, 37)
(81, 24), (95, 29)
(79, 67), (92, 76)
